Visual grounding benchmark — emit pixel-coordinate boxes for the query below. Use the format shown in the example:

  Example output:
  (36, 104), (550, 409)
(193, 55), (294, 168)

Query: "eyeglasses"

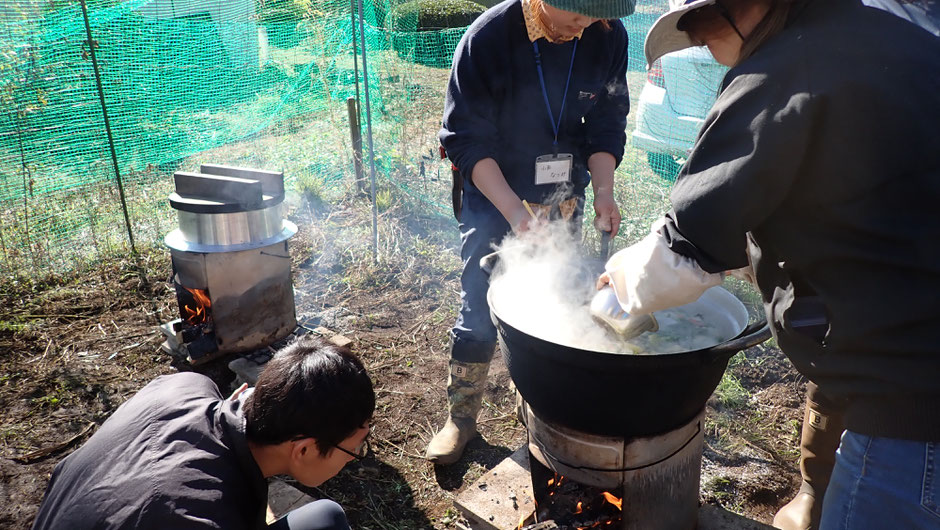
(714, 2), (745, 40)
(334, 426), (372, 460)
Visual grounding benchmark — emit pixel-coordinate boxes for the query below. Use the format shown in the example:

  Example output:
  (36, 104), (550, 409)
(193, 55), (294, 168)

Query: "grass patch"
(714, 371), (750, 410)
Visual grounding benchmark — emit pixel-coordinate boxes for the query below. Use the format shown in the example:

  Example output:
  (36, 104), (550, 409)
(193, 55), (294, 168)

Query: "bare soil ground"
(0, 197), (807, 529)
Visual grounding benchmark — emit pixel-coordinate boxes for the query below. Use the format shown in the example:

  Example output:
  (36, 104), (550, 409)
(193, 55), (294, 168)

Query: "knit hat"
(644, 0), (717, 66)
(543, 0), (636, 20)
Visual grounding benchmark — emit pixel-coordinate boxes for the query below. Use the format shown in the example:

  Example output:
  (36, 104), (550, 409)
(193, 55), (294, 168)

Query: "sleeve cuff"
(448, 146), (498, 184)
(585, 144), (624, 168)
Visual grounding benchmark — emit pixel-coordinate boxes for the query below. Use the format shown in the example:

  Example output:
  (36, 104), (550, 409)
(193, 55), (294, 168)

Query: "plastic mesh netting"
(0, 0), (722, 274)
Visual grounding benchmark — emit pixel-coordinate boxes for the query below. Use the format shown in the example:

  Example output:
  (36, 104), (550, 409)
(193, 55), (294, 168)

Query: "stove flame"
(535, 473), (623, 529)
(601, 492), (622, 511)
(183, 287), (211, 325)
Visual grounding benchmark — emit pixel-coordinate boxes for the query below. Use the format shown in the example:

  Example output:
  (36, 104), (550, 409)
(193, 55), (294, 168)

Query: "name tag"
(534, 154), (573, 185)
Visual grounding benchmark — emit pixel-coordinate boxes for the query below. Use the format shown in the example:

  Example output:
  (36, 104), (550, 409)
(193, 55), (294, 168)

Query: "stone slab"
(226, 324), (351, 387)
(266, 479), (317, 524)
(455, 446), (775, 530)
(227, 349), (275, 387)
(455, 445), (535, 530)
(697, 504), (776, 530)
(311, 326), (353, 347)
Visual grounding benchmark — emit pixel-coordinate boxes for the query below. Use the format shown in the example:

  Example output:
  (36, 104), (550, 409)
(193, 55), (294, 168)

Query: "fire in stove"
(519, 401), (705, 529)
(182, 287), (211, 325)
(171, 281), (218, 358)
(524, 472), (624, 529)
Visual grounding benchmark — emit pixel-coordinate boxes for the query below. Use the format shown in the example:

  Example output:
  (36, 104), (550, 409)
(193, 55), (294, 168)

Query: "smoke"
(487, 220), (632, 354)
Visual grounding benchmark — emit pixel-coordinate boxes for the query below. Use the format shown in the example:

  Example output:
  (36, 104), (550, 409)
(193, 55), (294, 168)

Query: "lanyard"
(533, 38), (578, 154)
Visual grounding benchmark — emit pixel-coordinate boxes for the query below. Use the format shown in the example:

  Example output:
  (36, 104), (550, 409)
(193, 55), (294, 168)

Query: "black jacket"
(663, 0), (940, 440)
(33, 373), (268, 529)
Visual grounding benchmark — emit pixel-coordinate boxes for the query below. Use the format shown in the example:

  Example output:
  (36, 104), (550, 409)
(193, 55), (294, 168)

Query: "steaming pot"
(487, 284), (770, 437)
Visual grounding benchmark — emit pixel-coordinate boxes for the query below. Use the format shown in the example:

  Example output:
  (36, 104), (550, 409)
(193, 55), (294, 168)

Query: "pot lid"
(169, 164), (285, 214)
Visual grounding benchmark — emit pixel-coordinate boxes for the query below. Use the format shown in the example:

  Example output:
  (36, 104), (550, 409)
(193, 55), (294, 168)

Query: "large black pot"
(488, 286), (771, 437)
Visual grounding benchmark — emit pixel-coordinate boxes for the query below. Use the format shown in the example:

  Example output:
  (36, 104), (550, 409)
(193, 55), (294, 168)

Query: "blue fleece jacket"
(439, 0), (629, 204)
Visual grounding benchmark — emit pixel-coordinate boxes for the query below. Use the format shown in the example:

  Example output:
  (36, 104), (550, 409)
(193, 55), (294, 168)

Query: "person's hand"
(596, 271), (612, 290)
(601, 231), (723, 315)
(593, 191), (621, 237)
(507, 202), (545, 234)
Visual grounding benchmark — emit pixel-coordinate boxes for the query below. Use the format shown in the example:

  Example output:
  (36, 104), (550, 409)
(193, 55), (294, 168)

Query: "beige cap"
(643, 0), (718, 66)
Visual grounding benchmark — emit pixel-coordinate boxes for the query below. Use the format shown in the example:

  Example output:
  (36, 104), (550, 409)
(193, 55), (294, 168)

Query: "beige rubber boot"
(510, 379), (525, 426)
(425, 359), (490, 465)
(773, 384), (845, 530)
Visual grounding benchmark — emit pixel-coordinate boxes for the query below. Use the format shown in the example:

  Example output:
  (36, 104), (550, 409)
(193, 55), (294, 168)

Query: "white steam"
(487, 221), (746, 354)
(486, 220), (632, 354)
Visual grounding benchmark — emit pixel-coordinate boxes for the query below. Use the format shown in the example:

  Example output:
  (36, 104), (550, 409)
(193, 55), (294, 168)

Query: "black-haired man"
(32, 335), (375, 530)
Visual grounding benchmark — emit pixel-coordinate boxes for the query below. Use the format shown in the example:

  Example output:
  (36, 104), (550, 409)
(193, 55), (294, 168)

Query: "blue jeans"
(452, 192), (512, 357)
(821, 430), (940, 530)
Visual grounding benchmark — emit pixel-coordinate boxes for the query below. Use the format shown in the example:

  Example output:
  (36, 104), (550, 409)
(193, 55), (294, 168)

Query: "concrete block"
(456, 446), (775, 530)
(267, 479), (316, 523)
(454, 445), (535, 530)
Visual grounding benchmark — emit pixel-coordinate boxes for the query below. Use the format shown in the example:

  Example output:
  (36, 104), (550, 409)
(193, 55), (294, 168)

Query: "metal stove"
(523, 402), (704, 529)
(161, 164), (297, 364)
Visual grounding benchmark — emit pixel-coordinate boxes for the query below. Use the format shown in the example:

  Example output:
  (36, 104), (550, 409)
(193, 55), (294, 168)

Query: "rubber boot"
(511, 380), (525, 426)
(773, 383), (845, 530)
(426, 359), (491, 465)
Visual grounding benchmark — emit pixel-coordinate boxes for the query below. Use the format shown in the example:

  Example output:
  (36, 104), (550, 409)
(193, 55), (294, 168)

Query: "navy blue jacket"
(439, 0), (629, 203)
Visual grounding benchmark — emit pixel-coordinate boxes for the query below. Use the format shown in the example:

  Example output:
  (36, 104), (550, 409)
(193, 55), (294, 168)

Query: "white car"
(631, 46), (727, 180)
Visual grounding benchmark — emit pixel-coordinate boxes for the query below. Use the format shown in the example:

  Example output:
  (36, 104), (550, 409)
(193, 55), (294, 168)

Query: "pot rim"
(488, 284), (753, 357)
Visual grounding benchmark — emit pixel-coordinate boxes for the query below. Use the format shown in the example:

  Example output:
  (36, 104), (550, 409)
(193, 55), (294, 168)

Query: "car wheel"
(647, 152), (682, 182)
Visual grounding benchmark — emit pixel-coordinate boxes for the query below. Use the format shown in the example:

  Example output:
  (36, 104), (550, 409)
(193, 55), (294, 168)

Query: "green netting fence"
(0, 0), (721, 276)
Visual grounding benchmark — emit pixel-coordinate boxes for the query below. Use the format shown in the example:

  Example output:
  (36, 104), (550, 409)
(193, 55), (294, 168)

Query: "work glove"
(597, 222), (722, 315)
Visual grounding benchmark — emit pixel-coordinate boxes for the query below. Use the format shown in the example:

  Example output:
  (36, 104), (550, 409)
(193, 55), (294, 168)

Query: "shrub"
(257, 0), (312, 24)
(387, 0), (486, 31)
(387, 0), (485, 68)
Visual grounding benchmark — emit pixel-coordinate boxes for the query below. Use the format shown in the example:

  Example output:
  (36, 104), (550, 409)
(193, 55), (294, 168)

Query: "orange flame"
(183, 287), (211, 325)
(600, 492), (622, 511)
(539, 472), (623, 529)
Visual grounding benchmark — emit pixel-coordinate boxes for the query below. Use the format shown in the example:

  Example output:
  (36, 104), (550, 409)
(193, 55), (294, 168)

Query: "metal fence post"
(356, 0), (379, 260)
(79, 0), (136, 255)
